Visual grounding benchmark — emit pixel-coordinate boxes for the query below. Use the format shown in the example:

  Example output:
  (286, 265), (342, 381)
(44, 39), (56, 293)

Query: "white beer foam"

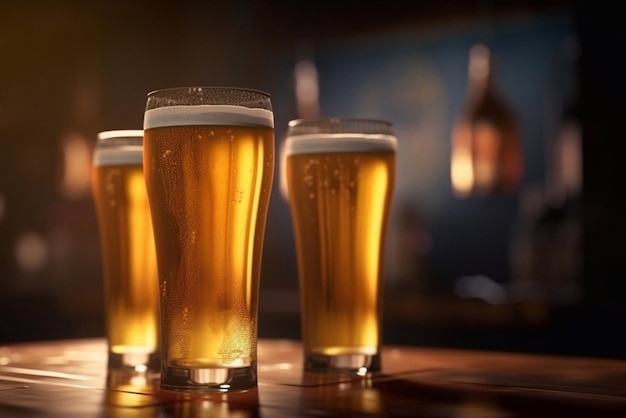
(93, 146), (143, 166)
(284, 133), (397, 156)
(97, 130), (143, 141)
(144, 105), (274, 129)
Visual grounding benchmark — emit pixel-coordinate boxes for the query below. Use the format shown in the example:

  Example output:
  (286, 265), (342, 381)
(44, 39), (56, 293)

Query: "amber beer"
(285, 119), (397, 373)
(143, 88), (274, 392)
(91, 130), (160, 371)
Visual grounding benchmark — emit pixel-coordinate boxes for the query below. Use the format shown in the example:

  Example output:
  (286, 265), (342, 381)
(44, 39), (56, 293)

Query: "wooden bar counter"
(1, 338), (625, 417)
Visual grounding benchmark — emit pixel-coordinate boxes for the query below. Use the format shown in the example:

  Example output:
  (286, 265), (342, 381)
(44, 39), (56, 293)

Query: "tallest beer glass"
(143, 87), (274, 393)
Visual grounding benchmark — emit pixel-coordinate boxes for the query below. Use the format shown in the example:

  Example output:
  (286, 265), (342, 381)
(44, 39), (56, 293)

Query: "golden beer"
(91, 130), (160, 371)
(285, 119), (396, 373)
(143, 88), (274, 392)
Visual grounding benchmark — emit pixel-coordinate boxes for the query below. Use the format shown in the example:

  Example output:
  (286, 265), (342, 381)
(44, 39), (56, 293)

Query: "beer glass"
(284, 118), (397, 374)
(91, 130), (160, 373)
(143, 87), (274, 393)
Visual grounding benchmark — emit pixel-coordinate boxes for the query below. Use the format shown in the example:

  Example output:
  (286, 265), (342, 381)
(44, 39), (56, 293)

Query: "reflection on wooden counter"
(1, 338), (626, 417)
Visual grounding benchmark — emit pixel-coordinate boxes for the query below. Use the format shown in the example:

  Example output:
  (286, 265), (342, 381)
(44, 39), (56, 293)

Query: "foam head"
(284, 119), (397, 156)
(143, 105), (274, 130)
(93, 130), (143, 166)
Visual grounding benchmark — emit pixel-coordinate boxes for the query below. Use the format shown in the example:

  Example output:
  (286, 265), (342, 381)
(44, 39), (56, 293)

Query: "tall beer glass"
(143, 87), (274, 393)
(91, 130), (160, 373)
(285, 118), (397, 374)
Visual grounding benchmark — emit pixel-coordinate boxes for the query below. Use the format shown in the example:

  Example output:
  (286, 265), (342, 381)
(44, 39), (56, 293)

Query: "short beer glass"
(284, 118), (397, 374)
(143, 87), (274, 392)
(91, 130), (160, 373)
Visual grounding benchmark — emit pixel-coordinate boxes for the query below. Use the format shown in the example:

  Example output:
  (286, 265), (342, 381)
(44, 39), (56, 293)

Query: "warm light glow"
(451, 43), (523, 197)
(15, 231), (48, 272)
(473, 122), (501, 190)
(360, 161), (387, 303)
(559, 121), (582, 195)
(451, 116), (516, 197)
(128, 172), (158, 343)
(61, 132), (91, 200)
(295, 59), (320, 119)
(129, 375), (147, 386)
(451, 124), (474, 197)
(280, 59), (321, 202)
(317, 346), (378, 356)
(468, 44), (490, 80)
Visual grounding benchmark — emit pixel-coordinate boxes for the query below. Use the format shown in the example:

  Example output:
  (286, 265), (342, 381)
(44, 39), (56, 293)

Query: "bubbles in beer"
(144, 107), (274, 369)
(233, 188), (244, 204)
(92, 144), (160, 361)
(285, 136), (396, 358)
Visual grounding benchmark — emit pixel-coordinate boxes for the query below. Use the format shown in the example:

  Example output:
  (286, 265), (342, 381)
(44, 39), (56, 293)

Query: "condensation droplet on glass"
(182, 306), (189, 326)
(308, 193), (315, 199)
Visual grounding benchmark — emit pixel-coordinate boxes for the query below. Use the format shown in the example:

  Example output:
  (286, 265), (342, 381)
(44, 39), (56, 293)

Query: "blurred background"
(1, 0), (624, 359)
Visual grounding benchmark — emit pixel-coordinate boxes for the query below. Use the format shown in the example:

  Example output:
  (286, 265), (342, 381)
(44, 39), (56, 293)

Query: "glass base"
(106, 366), (159, 391)
(304, 351), (381, 374)
(160, 362), (257, 393)
(108, 350), (160, 373)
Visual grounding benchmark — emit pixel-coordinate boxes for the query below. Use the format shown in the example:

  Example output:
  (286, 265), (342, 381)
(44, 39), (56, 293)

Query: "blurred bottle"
(509, 35), (582, 304)
(545, 36), (581, 207)
(451, 44), (523, 198)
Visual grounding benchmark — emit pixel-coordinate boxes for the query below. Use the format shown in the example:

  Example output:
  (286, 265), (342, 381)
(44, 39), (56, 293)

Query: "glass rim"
(97, 130), (143, 141)
(288, 117), (392, 127)
(146, 86), (271, 99)
(287, 118), (394, 136)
